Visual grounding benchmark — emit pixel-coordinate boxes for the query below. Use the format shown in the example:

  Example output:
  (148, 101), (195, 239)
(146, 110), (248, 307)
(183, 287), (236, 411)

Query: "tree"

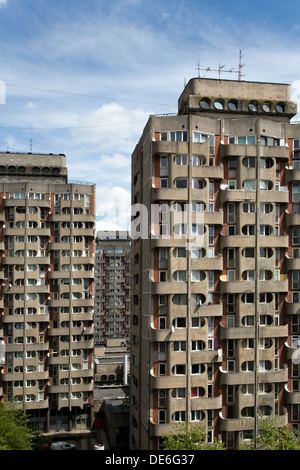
(0, 402), (33, 450)
(162, 423), (226, 450)
(240, 415), (300, 450)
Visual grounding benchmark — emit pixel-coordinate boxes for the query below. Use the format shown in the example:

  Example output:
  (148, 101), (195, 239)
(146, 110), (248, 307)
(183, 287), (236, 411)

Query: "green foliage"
(240, 415), (300, 451)
(162, 416), (300, 451)
(0, 402), (33, 450)
(162, 423), (226, 450)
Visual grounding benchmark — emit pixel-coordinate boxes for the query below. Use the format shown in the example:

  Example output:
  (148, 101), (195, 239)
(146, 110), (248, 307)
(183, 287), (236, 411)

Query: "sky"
(1, 0), (300, 231)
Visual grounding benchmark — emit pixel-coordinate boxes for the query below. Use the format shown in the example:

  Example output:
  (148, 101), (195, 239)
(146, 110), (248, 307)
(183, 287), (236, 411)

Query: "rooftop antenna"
(195, 61), (201, 77)
(30, 138), (32, 153)
(195, 49), (246, 80)
(238, 48), (246, 81)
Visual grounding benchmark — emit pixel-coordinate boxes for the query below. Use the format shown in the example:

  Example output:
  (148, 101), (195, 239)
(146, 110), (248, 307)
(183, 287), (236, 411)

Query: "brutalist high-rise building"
(0, 152), (95, 432)
(94, 231), (131, 346)
(130, 77), (300, 449)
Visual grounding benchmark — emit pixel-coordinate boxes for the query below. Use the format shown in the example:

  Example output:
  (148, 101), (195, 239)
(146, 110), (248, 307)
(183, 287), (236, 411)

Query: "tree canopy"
(162, 416), (300, 451)
(0, 402), (33, 450)
(162, 423), (226, 450)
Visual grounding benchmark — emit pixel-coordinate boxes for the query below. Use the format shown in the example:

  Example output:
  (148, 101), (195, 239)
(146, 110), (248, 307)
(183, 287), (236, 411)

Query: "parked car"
(50, 441), (76, 450)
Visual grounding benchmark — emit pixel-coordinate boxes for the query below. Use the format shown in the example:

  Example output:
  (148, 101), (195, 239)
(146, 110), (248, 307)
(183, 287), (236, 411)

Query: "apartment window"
(158, 389), (166, 407)
(293, 271), (300, 290)
(173, 318), (186, 328)
(261, 135), (280, 146)
(242, 157), (256, 168)
(227, 339), (235, 358)
(242, 293), (254, 303)
(160, 177), (168, 188)
(160, 156), (168, 168)
(174, 154), (187, 165)
(172, 388), (186, 399)
(227, 295), (235, 314)
(243, 202), (256, 213)
(175, 178), (187, 188)
(208, 271), (214, 291)
(192, 201), (205, 212)
(293, 229), (300, 246)
(260, 203), (273, 213)
(158, 363), (167, 377)
(159, 270), (167, 282)
(192, 178), (205, 189)
(259, 360), (272, 371)
(191, 387), (205, 398)
(227, 248), (235, 268)
(191, 293), (205, 305)
(229, 135), (256, 145)
(172, 411), (186, 422)
(227, 203), (235, 223)
(208, 226), (214, 245)
(228, 158), (236, 169)
(242, 225), (255, 236)
(173, 364), (186, 375)
(193, 132), (209, 143)
(158, 410), (166, 424)
(172, 269), (186, 283)
(242, 361), (255, 372)
(172, 294), (187, 305)
(192, 155), (204, 166)
(243, 179), (256, 190)
(171, 131), (187, 142)
(191, 270), (205, 282)
(173, 341), (186, 351)
(191, 364), (205, 375)
(191, 317), (205, 328)
(191, 248), (205, 258)
(266, 156), (277, 169)
(191, 340), (205, 351)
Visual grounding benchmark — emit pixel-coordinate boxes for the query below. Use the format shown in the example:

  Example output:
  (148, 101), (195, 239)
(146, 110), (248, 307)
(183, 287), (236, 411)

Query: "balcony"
(152, 140), (188, 155)
(220, 325), (255, 340)
(284, 384), (300, 404)
(286, 212), (300, 227)
(284, 301), (300, 316)
(219, 413), (255, 432)
(285, 256), (300, 271)
(220, 144), (257, 158)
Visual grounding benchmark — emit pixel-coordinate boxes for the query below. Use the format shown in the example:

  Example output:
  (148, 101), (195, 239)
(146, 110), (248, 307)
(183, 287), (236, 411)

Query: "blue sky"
(1, 0), (300, 230)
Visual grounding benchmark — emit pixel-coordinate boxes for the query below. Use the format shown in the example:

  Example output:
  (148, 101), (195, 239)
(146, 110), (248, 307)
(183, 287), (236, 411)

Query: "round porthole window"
(199, 97), (211, 109)
(248, 101), (258, 112)
(275, 102), (285, 113)
(214, 99), (224, 110)
(262, 101), (271, 113)
(228, 99), (238, 111)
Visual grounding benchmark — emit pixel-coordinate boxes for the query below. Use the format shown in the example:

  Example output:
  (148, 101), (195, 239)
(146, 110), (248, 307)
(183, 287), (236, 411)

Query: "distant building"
(0, 152), (95, 432)
(94, 232), (130, 345)
(130, 77), (300, 449)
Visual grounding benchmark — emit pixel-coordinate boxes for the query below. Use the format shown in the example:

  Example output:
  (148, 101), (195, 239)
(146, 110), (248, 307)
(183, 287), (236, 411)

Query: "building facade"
(0, 152), (95, 432)
(130, 77), (300, 449)
(94, 232), (130, 346)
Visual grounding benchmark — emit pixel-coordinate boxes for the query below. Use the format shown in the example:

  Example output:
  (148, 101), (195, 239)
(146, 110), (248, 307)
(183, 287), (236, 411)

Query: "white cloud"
(0, 0), (7, 8)
(70, 103), (150, 154)
(24, 101), (38, 110)
(96, 185), (131, 232)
